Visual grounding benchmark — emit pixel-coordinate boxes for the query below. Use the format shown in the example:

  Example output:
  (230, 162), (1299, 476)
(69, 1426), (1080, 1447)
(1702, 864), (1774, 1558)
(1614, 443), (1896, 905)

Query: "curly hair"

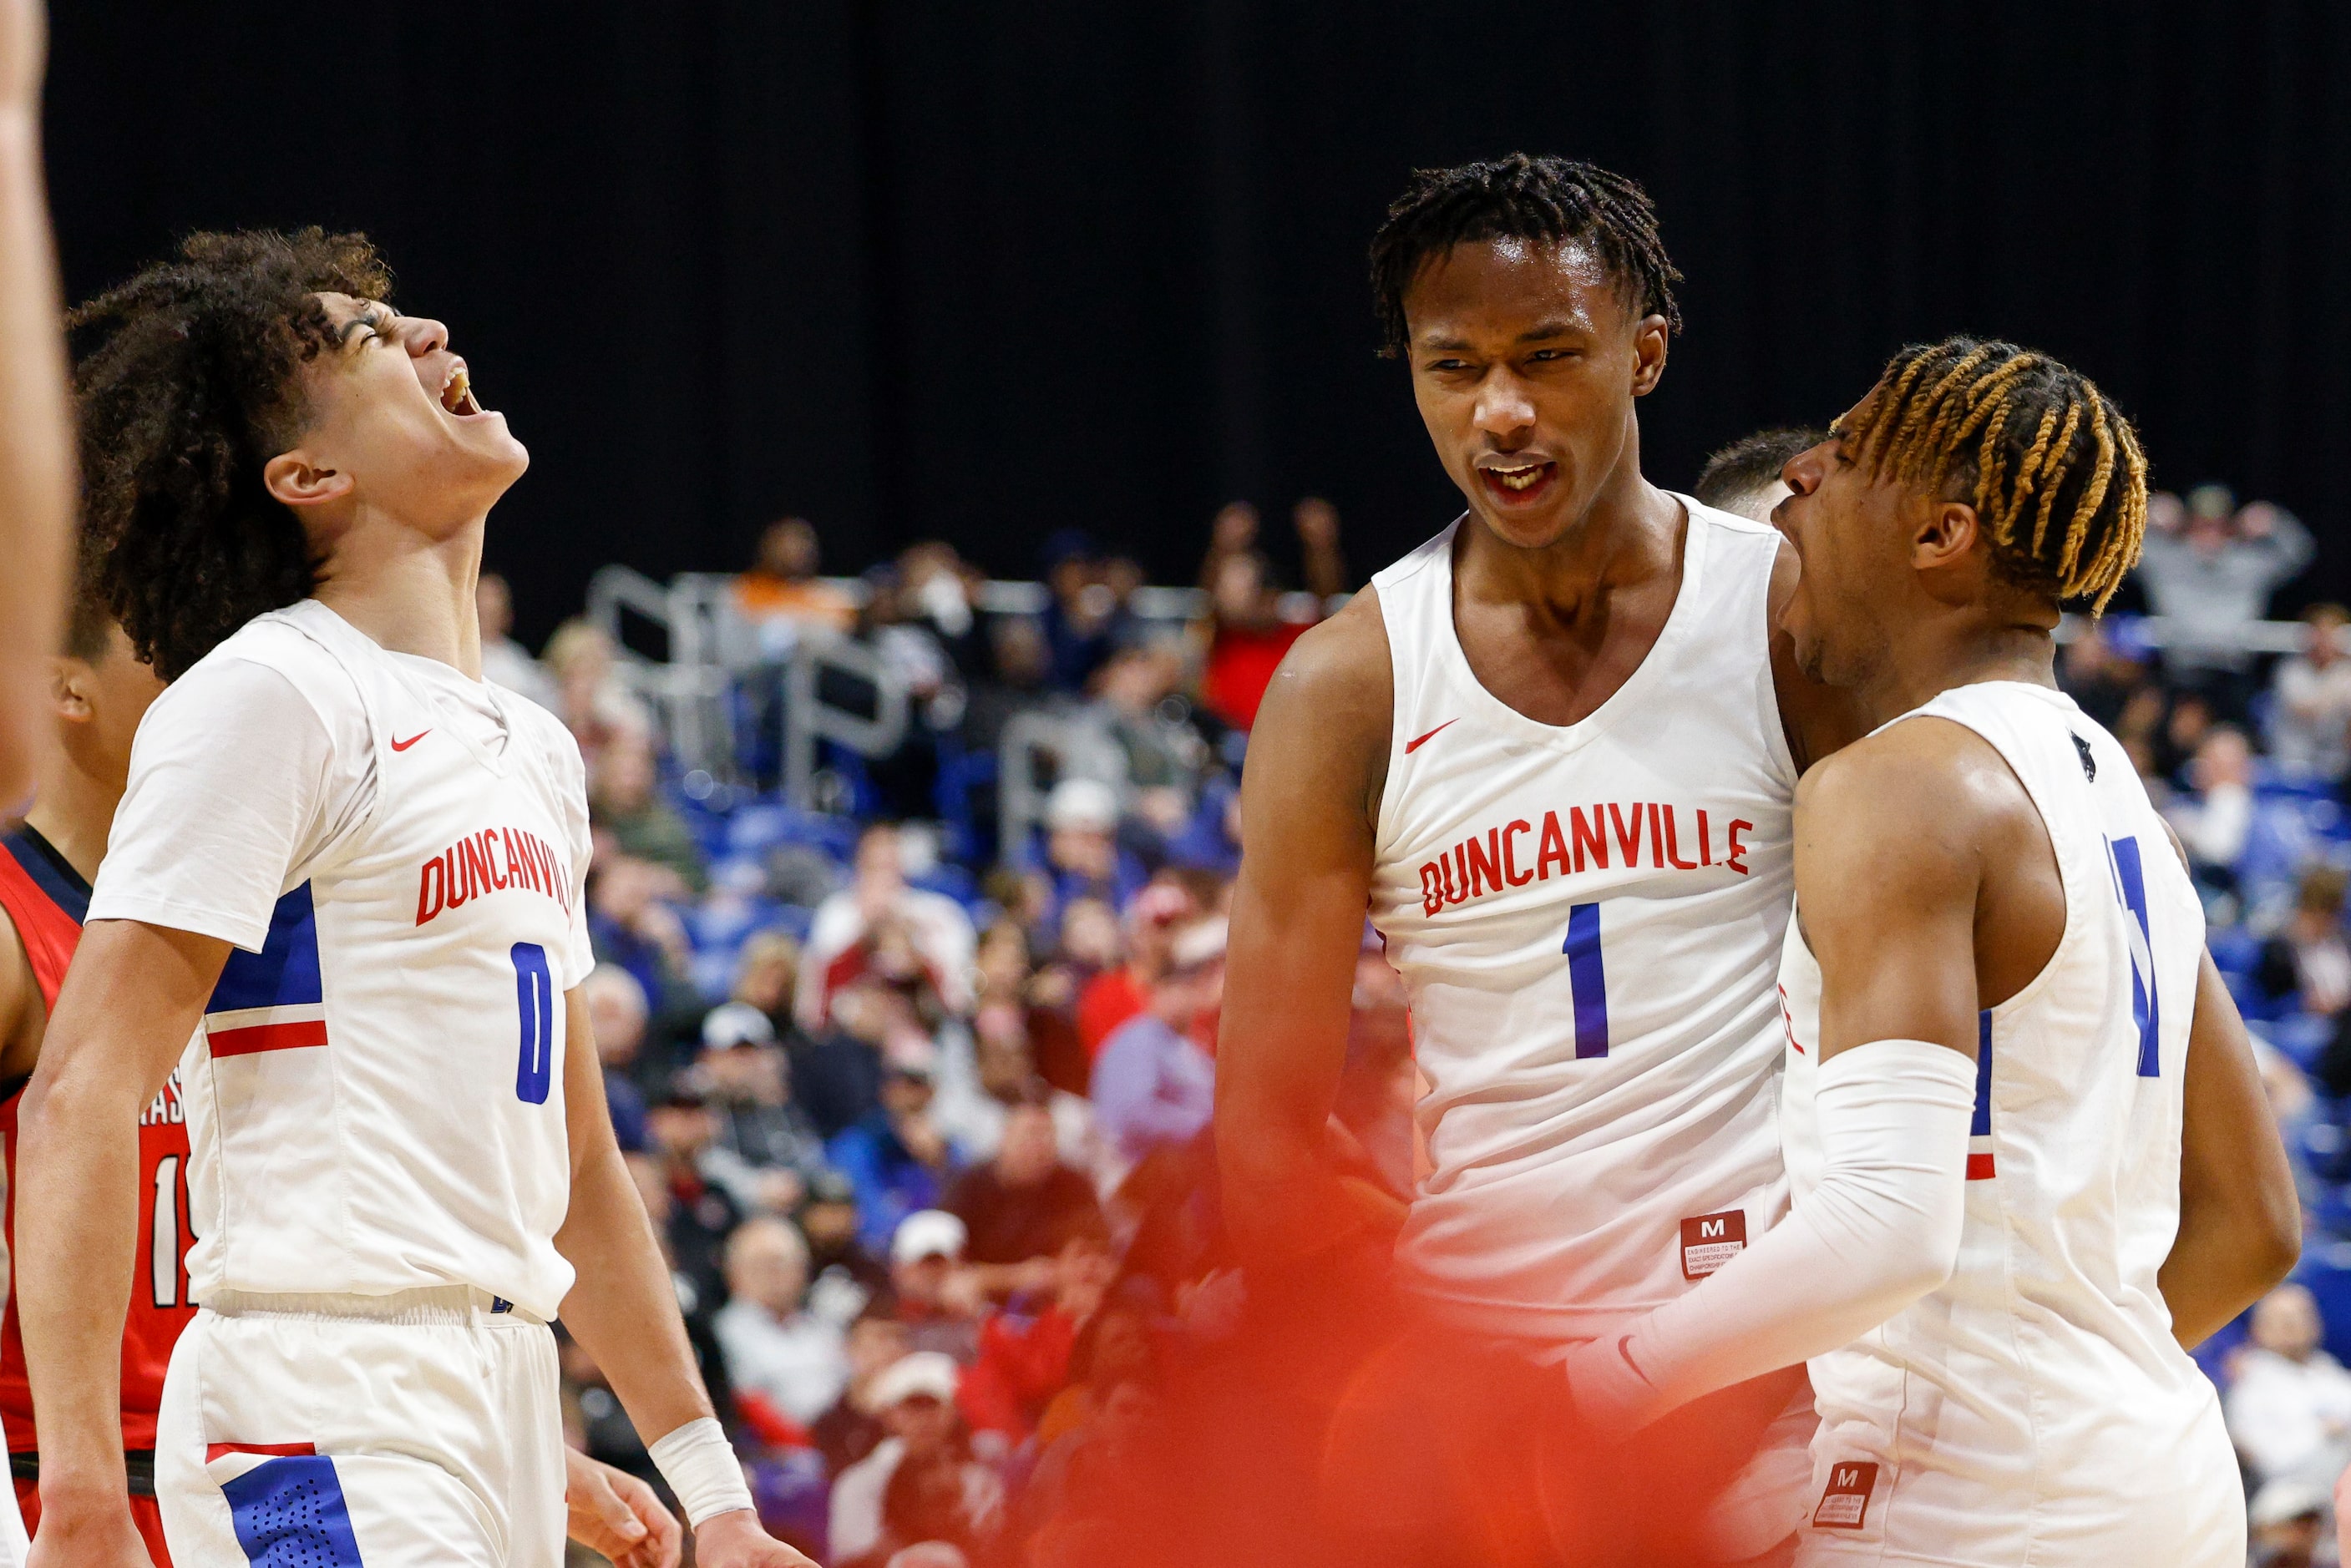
(70, 229), (393, 680)
(1836, 337), (2148, 615)
(1368, 153), (1683, 356)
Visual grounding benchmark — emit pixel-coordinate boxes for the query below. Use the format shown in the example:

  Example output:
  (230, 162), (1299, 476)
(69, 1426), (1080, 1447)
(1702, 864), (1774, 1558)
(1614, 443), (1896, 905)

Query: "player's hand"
(691, 1507), (818, 1568)
(23, 1490), (148, 1568)
(564, 1448), (681, 1568)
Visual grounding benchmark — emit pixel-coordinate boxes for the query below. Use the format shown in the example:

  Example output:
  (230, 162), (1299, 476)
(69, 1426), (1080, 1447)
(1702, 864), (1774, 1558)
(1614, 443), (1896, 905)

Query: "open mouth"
(438, 362), (484, 417)
(1477, 459), (1557, 505)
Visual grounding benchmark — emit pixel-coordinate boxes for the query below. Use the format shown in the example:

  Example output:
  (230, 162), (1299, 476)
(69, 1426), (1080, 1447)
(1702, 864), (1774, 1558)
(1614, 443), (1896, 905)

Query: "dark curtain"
(46, 1), (2351, 643)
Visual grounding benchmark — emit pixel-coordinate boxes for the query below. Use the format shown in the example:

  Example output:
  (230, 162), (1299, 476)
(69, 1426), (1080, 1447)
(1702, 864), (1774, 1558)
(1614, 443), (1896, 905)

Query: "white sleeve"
(88, 658), (364, 951)
(1568, 1039), (1978, 1430)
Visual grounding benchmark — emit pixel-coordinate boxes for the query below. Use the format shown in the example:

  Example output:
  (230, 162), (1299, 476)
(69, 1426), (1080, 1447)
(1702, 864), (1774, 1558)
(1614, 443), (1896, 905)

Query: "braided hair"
(1837, 338), (2147, 614)
(70, 229), (393, 680)
(1368, 153), (1683, 356)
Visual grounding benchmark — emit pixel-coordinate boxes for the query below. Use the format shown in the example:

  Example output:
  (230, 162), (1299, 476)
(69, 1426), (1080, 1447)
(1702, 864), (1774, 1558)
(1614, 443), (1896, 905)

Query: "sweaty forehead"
(1406, 237), (1628, 344)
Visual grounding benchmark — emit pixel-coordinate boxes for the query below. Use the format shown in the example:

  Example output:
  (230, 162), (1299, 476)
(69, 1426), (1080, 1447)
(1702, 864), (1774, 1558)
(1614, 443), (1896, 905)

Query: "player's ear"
(1629, 314), (1670, 397)
(48, 655), (93, 724)
(262, 449), (356, 511)
(1912, 500), (1984, 574)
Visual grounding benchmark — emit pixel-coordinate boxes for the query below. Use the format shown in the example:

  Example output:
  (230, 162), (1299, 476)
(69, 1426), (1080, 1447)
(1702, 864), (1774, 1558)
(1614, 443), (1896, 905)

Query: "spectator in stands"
(733, 516), (857, 640)
(2227, 1285), (2351, 1490)
(2136, 485), (2314, 720)
(799, 822), (979, 1032)
(543, 617), (654, 771)
(732, 928), (802, 1039)
(812, 1308), (913, 1475)
(1077, 879), (1198, 1062)
(474, 570), (556, 707)
(942, 1095), (1108, 1299)
(1017, 1375), (1169, 1551)
(2058, 618), (2156, 735)
(1196, 498), (1344, 733)
(1690, 427), (1823, 524)
(697, 1001), (829, 1212)
(1082, 647), (1205, 840)
(932, 1000), (1099, 1164)
(1031, 1302), (1160, 1452)
(828, 1353), (1002, 1568)
(2164, 725), (2256, 884)
(2247, 1478), (2328, 1568)
(588, 851), (697, 1022)
(799, 1168), (892, 1328)
(960, 1231), (1118, 1447)
(646, 1083), (746, 1318)
(714, 1216), (851, 1431)
(591, 729), (708, 892)
(1036, 780), (1146, 928)
(1038, 531), (1134, 694)
(583, 964), (652, 1154)
(2262, 867), (2351, 1021)
(831, 1055), (960, 1254)
(1092, 916), (1224, 1170)
(975, 918), (1091, 1099)
(887, 1210), (984, 1363)
(791, 974), (895, 1141)
(2272, 604), (2351, 785)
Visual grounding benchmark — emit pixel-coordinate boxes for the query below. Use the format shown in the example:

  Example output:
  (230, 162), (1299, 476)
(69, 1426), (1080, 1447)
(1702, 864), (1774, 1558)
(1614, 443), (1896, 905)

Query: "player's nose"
(399, 314), (452, 359)
(1472, 373), (1537, 440)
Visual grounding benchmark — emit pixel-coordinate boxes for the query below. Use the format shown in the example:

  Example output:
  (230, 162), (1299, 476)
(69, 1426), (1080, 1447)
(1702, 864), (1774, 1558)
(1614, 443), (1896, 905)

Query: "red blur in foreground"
(1030, 1180), (1790, 1568)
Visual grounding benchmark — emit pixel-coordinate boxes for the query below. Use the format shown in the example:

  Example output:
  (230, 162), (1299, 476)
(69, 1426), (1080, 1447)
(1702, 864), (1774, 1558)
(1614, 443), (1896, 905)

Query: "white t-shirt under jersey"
(91, 599), (594, 1318)
(1367, 498), (1797, 1339)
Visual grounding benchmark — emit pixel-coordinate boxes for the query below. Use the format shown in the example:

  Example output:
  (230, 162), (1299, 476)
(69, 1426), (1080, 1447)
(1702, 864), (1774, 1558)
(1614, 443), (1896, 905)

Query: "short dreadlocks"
(1837, 338), (2147, 615)
(70, 229), (393, 680)
(1368, 154), (1683, 357)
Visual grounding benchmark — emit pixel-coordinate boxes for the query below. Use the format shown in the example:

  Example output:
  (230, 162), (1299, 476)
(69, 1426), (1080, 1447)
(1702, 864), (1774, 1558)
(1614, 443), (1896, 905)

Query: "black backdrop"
(42, 1), (2351, 644)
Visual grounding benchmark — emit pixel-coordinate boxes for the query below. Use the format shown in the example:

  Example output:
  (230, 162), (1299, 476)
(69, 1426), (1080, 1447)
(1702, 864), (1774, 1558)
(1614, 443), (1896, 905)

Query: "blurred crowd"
(496, 498), (1411, 1567)
(497, 478), (2351, 1567)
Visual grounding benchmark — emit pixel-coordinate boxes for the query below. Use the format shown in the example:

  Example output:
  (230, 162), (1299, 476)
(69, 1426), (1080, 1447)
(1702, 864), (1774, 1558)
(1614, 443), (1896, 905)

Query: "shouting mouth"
(439, 362), (484, 417)
(1477, 458), (1557, 507)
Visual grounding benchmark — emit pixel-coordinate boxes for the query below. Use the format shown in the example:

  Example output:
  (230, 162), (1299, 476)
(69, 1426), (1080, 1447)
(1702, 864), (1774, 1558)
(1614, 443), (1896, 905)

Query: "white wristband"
(646, 1417), (753, 1528)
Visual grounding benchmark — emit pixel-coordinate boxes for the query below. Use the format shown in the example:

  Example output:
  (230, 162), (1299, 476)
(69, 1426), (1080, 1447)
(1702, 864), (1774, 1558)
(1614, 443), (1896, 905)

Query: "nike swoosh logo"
(1405, 718), (1458, 754)
(391, 731), (431, 751)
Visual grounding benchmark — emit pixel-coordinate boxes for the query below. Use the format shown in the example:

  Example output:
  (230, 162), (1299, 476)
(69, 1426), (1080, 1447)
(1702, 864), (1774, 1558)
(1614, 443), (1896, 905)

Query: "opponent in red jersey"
(0, 605), (170, 1561)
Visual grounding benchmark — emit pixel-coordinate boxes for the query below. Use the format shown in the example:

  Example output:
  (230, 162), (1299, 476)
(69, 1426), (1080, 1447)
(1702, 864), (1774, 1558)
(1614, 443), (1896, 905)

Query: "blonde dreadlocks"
(1837, 338), (2148, 614)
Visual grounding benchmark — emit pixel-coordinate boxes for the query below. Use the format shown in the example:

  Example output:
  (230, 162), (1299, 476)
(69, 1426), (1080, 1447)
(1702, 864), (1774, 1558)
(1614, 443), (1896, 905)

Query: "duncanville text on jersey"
(1418, 801), (1757, 916)
(414, 824), (573, 927)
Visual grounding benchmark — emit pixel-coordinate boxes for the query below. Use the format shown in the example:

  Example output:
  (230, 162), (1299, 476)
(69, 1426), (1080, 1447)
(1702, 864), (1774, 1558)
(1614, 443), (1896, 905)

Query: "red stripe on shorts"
(208, 1020), (328, 1057)
(205, 1442), (317, 1463)
(1966, 1151), (1996, 1180)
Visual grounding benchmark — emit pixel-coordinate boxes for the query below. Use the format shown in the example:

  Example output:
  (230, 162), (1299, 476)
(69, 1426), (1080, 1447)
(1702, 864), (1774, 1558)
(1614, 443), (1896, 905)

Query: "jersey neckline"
(1429, 492), (1710, 756)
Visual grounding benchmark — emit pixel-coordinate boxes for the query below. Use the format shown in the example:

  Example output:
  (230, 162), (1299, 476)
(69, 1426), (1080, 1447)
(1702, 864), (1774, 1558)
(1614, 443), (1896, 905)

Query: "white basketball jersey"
(1367, 499), (1797, 1338)
(1777, 682), (2242, 1565)
(138, 604), (589, 1318)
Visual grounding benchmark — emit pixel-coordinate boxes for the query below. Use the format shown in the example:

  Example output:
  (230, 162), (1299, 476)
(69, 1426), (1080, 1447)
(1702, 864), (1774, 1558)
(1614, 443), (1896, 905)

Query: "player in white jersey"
(14, 233), (809, 1568)
(1218, 155), (1858, 1562)
(1564, 338), (2300, 1565)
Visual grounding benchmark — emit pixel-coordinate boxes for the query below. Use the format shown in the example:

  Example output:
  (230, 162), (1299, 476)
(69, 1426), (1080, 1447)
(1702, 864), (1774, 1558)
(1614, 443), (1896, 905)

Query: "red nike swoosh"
(1405, 718), (1458, 754)
(391, 731), (431, 751)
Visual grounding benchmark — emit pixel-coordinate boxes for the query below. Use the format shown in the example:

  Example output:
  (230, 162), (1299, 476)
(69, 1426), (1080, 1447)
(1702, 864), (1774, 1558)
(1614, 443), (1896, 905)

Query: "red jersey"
(0, 825), (195, 1454)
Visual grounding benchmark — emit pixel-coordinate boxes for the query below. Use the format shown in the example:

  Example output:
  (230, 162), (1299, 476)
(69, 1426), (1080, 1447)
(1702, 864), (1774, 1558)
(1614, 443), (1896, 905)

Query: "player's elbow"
(2247, 1193), (2303, 1293)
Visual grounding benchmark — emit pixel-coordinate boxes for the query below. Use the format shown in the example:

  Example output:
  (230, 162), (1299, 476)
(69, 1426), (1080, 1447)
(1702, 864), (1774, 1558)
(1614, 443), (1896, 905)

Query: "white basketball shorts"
(154, 1287), (565, 1567)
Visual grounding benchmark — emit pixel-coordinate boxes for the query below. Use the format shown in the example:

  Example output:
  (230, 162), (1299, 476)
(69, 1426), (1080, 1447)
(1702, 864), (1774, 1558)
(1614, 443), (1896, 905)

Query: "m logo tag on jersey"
(1680, 1210), (1746, 1280)
(1812, 1461), (1878, 1530)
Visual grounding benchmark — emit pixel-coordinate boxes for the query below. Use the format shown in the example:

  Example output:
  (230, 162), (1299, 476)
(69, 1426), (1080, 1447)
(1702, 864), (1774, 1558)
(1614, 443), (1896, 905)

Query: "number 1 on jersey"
(512, 942), (555, 1104)
(1564, 903), (1610, 1059)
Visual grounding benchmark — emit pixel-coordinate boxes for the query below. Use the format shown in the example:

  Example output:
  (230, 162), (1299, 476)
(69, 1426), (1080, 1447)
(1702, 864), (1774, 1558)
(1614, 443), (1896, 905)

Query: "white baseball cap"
(1045, 777), (1119, 834)
(869, 1350), (960, 1409)
(1168, 915), (1229, 973)
(890, 1208), (968, 1266)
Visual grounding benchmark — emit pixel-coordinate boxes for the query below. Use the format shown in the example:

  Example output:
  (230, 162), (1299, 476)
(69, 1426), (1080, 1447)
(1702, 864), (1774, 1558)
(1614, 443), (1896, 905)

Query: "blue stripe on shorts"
(222, 1454), (364, 1566)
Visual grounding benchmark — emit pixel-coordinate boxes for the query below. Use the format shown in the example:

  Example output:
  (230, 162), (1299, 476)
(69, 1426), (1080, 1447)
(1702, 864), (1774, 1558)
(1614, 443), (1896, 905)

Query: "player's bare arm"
(550, 988), (814, 1568)
(17, 919), (225, 1563)
(1215, 589), (1395, 1266)
(0, 0), (69, 808)
(1573, 720), (2053, 1421)
(2153, 812), (2298, 1345)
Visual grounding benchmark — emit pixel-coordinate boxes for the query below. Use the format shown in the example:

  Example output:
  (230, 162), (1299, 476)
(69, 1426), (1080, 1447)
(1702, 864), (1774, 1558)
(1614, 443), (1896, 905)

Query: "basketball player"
(0, 0), (73, 808)
(1565, 340), (2298, 1563)
(1217, 154), (1857, 1560)
(1695, 428), (1827, 525)
(14, 233), (808, 1568)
